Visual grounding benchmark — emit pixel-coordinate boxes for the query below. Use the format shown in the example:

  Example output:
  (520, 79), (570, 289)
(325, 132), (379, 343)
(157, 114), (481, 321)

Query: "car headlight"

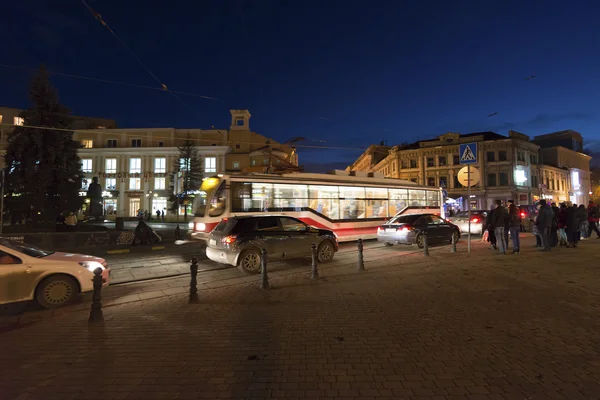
(188, 222), (195, 229)
(195, 222), (206, 232)
(79, 261), (105, 272)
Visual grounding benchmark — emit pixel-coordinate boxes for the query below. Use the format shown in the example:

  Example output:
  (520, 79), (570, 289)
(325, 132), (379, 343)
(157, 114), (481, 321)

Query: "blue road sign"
(459, 143), (477, 165)
(442, 189), (448, 198)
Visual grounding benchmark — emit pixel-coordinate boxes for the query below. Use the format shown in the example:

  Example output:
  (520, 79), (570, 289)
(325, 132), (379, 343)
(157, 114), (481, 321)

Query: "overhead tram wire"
(80, 0), (207, 119)
(0, 64), (216, 100)
(0, 122), (367, 151)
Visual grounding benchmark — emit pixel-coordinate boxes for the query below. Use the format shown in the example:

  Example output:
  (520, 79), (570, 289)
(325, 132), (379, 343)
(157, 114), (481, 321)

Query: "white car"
(0, 239), (111, 309)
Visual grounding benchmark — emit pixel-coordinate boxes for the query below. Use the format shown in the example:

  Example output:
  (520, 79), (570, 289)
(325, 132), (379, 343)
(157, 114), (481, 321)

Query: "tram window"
(427, 191), (440, 206)
(366, 200), (388, 218)
(208, 181), (227, 217)
(365, 187), (388, 199)
(339, 186), (365, 199)
(408, 189), (427, 207)
(340, 200), (365, 219)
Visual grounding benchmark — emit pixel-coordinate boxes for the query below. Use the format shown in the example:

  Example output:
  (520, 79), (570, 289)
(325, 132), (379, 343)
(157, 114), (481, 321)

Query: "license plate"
(386, 229), (396, 233)
(209, 239), (216, 246)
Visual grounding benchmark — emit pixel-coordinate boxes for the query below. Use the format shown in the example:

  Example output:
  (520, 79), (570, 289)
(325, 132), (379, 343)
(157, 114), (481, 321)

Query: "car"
(0, 239), (111, 309)
(206, 215), (338, 274)
(376, 213), (460, 248)
(447, 210), (488, 235)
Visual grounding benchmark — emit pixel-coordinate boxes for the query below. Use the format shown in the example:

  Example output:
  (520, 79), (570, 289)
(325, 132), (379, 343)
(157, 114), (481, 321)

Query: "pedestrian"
(531, 204), (542, 248)
(486, 204), (497, 250)
(566, 201), (579, 247)
(491, 200), (508, 255)
(508, 203), (521, 254)
(536, 199), (554, 251)
(156, 209), (161, 220)
(586, 200), (600, 239)
(578, 204), (588, 240)
(550, 203), (559, 247)
(557, 203), (568, 246)
(504, 200), (514, 246)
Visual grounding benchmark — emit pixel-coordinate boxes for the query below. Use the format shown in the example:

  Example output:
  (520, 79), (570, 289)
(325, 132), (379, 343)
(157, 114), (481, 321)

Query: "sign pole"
(467, 165), (471, 254)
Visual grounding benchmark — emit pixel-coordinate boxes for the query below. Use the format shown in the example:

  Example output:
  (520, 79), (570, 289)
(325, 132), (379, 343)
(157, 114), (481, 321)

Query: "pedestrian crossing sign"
(459, 143), (477, 165)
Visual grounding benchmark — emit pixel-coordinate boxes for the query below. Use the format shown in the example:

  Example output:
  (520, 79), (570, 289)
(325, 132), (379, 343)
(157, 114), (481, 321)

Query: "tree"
(167, 134), (203, 220)
(3, 66), (83, 224)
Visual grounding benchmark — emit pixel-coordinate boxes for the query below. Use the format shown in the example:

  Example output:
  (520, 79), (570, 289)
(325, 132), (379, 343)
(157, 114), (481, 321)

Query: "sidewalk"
(1, 238), (600, 399)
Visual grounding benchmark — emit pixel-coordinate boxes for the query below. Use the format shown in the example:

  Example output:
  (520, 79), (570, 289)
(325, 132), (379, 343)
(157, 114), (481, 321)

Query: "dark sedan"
(376, 213), (460, 248)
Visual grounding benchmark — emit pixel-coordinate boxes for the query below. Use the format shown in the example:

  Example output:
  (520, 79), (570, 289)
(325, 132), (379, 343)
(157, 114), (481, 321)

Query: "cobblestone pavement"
(2, 238), (600, 400)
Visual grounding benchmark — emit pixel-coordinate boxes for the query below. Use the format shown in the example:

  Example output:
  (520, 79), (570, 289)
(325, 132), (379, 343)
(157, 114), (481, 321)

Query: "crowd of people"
(485, 200), (600, 254)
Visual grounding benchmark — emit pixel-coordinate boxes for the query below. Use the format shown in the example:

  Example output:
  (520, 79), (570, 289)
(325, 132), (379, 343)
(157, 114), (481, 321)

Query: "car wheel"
(317, 240), (335, 263)
(415, 234), (424, 249)
(384, 242), (394, 247)
(35, 275), (79, 309)
(451, 230), (460, 244)
(237, 249), (262, 274)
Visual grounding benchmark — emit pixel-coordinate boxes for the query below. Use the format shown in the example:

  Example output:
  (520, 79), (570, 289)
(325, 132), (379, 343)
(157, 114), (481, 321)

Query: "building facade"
(0, 108), (299, 219)
(348, 130), (593, 210)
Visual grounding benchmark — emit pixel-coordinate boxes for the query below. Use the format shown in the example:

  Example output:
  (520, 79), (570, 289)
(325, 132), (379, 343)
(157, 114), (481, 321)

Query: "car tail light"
(472, 217), (479, 223)
(377, 226), (383, 232)
(221, 235), (237, 244)
(520, 212), (526, 218)
(398, 225), (412, 232)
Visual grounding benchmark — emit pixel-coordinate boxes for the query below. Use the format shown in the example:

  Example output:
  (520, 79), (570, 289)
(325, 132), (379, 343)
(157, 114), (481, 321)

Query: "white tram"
(189, 171), (444, 242)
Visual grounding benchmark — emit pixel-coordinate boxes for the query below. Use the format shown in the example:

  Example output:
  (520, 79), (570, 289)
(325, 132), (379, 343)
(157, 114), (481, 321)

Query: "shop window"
(487, 152), (495, 162)
(498, 151), (507, 161)
(487, 173), (497, 187)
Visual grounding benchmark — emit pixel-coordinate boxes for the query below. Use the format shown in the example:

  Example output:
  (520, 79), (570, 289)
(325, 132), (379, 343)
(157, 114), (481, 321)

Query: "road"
(104, 238), (464, 284)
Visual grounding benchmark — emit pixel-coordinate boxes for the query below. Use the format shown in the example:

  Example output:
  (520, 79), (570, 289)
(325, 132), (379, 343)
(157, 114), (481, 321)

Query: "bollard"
(260, 248), (269, 290)
(451, 232), (457, 253)
(189, 257), (199, 303)
(311, 243), (319, 280)
(88, 267), (104, 323)
(422, 231), (430, 256)
(357, 238), (365, 271)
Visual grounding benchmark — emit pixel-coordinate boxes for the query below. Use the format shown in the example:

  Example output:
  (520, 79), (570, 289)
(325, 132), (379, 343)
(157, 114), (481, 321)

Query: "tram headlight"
(188, 222), (195, 229)
(195, 222), (206, 232)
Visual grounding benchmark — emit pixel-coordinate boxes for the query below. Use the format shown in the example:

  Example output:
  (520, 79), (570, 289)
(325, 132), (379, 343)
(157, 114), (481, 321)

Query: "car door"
(277, 217), (312, 259)
(431, 215), (453, 241)
(0, 250), (28, 305)
(414, 215), (433, 240)
(255, 216), (286, 260)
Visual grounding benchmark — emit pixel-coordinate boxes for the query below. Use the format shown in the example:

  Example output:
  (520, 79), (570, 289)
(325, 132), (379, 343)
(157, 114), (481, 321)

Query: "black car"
(206, 215), (339, 274)
(376, 213), (460, 248)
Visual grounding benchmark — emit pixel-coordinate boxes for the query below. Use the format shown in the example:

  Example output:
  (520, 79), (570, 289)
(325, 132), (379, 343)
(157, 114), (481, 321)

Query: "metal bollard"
(260, 248), (269, 290)
(88, 267), (104, 323)
(311, 243), (319, 280)
(422, 231), (430, 256)
(451, 232), (457, 253)
(189, 257), (199, 303)
(357, 238), (365, 271)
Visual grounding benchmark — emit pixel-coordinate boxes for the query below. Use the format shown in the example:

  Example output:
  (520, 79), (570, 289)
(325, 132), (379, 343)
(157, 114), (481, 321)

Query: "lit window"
(132, 138), (142, 147)
(106, 178), (116, 190)
(106, 139), (117, 148)
(129, 178), (141, 190)
(82, 140), (93, 148)
(97, 125), (106, 129)
(154, 177), (166, 190)
(251, 159), (256, 166)
(105, 158), (117, 173)
(81, 179), (89, 190)
(0, 115), (3, 123)
(81, 159), (92, 173)
(205, 157), (217, 173)
(232, 161), (240, 170)
(179, 158), (190, 171)
(154, 158), (166, 173)
(129, 158), (141, 173)
(14, 116), (24, 126)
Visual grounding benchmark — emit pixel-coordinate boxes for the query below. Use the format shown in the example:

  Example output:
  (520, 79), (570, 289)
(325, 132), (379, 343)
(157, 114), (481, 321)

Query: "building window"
(438, 156), (447, 166)
(499, 172), (509, 186)
(530, 154), (537, 164)
(392, 162), (396, 173)
(498, 151), (507, 161)
(401, 160), (408, 169)
(129, 158), (141, 173)
(532, 175), (538, 188)
(427, 157), (435, 167)
(132, 138), (142, 147)
(236, 118), (244, 126)
(106, 139), (117, 148)
(81, 179), (89, 190)
(158, 141), (164, 147)
(487, 152), (495, 162)
(205, 157), (217, 173)
(517, 151), (525, 162)
(81, 159), (92, 173)
(154, 157), (166, 173)
(0, 115), (3, 123)
(453, 174), (460, 188)
(427, 177), (436, 187)
(453, 154), (460, 165)
(129, 178), (141, 190)
(439, 176), (448, 188)
(82, 140), (93, 148)
(410, 159), (417, 168)
(410, 178), (418, 183)
(487, 173), (497, 187)
(232, 161), (240, 170)
(263, 159), (269, 165)
(154, 177), (166, 190)
(179, 158), (190, 171)
(235, 143), (241, 149)
(251, 159), (256, 166)
(106, 178), (116, 190)
(14, 116), (24, 126)
(105, 158), (117, 173)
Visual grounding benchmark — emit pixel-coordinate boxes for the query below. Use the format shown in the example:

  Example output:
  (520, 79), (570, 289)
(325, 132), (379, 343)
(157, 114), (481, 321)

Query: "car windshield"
(388, 214), (420, 224)
(0, 239), (54, 258)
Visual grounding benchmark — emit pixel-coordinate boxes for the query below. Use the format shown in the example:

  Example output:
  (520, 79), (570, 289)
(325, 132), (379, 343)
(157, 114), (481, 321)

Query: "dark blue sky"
(2, 0), (600, 170)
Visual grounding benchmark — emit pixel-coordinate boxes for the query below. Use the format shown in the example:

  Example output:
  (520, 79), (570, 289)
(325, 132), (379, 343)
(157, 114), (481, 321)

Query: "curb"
(105, 245), (168, 255)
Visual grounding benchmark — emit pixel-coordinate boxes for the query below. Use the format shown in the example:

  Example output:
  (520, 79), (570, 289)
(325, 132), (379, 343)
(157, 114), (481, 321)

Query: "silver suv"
(206, 215), (338, 274)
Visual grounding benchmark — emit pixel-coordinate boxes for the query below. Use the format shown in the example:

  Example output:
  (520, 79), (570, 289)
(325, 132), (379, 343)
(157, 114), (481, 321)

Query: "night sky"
(2, 0), (600, 171)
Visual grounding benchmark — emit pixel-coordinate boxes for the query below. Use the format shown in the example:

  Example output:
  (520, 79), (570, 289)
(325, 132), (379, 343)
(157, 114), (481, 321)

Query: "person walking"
(586, 200), (600, 239)
(491, 200), (508, 254)
(532, 204), (542, 248)
(578, 204), (588, 240)
(550, 203), (559, 247)
(536, 199), (554, 251)
(566, 202), (579, 247)
(557, 203), (568, 246)
(486, 204), (497, 250)
(508, 203), (521, 254)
